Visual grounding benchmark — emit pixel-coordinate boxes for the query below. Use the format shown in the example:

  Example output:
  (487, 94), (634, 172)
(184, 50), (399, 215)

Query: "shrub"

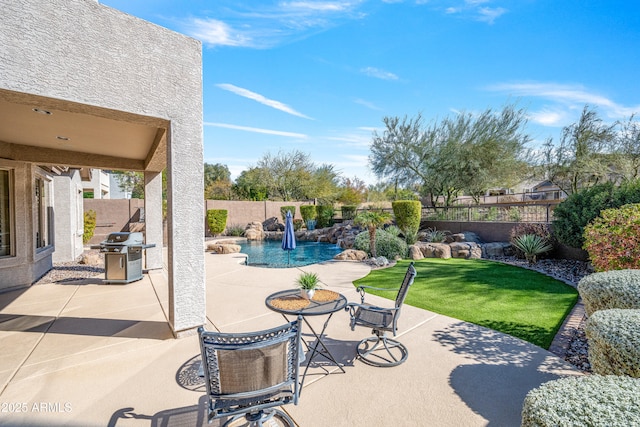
(206, 209), (227, 236)
(510, 223), (553, 260)
(225, 223), (245, 237)
(293, 219), (303, 231)
(507, 206), (521, 222)
(300, 205), (317, 222)
(392, 200), (421, 236)
(583, 203), (640, 271)
(420, 227), (446, 243)
(577, 270), (640, 316)
(586, 309), (640, 377)
(341, 205), (357, 220)
(354, 228), (408, 259)
(552, 181), (621, 249)
(280, 206), (296, 220)
(511, 234), (553, 264)
(83, 209), (96, 244)
(316, 205), (335, 228)
(521, 375), (640, 427)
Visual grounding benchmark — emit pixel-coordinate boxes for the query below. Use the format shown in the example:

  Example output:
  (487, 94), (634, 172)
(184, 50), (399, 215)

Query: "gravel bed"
(33, 250), (104, 285)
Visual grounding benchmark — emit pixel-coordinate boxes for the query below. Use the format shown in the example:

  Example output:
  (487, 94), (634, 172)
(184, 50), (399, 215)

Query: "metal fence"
(421, 203), (558, 223)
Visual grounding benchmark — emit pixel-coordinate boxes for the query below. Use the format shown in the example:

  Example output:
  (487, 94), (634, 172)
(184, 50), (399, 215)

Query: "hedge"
(586, 308), (640, 377)
(341, 205), (357, 220)
(206, 209), (227, 236)
(300, 205), (317, 222)
(521, 375), (640, 427)
(316, 205), (334, 228)
(280, 206), (296, 220)
(392, 200), (421, 235)
(577, 270), (640, 316)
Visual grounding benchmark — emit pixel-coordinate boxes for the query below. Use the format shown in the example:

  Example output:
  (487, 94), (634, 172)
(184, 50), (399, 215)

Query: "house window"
(35, 176), (51, 249)
(0, 169), (12, 257)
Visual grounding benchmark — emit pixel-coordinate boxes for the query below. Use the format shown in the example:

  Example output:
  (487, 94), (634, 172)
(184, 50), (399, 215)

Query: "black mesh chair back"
(198, 317), (302, 426)
(346, 262), (417, 367)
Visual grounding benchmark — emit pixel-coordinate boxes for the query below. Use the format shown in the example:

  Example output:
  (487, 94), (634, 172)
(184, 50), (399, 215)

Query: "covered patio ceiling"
(0, 89), (168, 172)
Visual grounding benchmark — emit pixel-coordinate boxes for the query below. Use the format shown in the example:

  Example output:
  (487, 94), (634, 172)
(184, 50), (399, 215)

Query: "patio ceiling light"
(32, 108), (52, 115)
(56, 136), (70, 141)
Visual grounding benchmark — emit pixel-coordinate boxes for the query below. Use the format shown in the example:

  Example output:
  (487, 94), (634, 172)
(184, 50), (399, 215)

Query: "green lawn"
(353, 258), (579, 349)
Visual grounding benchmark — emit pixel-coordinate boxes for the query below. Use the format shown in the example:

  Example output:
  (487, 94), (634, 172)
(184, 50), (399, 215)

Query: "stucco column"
(144, 171), (163, 270)
(167, 123), (205, 336)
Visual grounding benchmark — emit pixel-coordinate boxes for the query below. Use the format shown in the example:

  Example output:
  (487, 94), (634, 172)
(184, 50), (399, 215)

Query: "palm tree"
(354, 210), (393, 258)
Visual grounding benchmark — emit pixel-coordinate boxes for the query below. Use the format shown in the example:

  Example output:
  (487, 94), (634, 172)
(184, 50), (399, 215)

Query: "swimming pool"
(239, 240), (343, 268)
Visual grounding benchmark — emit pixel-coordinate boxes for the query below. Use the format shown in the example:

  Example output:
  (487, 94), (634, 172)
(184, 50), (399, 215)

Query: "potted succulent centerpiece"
(296, 272), (320, 299)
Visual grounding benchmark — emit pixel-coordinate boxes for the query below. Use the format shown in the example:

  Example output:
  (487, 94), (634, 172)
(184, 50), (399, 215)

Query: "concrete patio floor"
(0, 252), (581, 426)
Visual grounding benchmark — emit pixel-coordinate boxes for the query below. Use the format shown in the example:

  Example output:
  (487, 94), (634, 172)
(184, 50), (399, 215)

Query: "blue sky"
(101, 0), (640, 185)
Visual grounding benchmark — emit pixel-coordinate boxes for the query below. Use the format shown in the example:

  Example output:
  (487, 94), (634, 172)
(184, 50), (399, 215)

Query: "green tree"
(369, 105), (529, 207)
(310, 164), (340, 204)
(613, 114), (640, 181)
(233, 167), (268, 201)
(258, 150), (315, 201)
(204, 163), (232, 200)
(337, 177), (367, 205)
(354, 210), (393, 258)
(112, 171), (144, 198)
(541, 105), (617, 195)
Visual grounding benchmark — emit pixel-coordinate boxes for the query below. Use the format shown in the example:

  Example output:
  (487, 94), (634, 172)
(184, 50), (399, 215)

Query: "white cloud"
(216, 83), (313, 119)
(477, 7), (506, 24)
(205, 122), (308, 139)
(486, 81), (640, 119)
(354, 98), (382, 110)
(181, 1), (366, 49)
(361, 67), (399, 80)
(429, 1), (507, 23)
(528, 109), (566, 127)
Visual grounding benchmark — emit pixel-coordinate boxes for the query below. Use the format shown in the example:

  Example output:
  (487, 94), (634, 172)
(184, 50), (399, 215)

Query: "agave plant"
(512, 234), (553, 264)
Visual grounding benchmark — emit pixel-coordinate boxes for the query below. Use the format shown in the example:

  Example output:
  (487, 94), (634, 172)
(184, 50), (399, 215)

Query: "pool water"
(239, 240), (343, 268)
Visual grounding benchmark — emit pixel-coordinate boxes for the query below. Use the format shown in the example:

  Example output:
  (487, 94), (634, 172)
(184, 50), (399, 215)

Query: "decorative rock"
(244, 221), (264, 241)
(79, 252), (102, 266)
(450, 242), (482, 259)
(208, 243), (241, 254)
(334, 249), (368, 261)
(414, 242), (451, 259)
(367, 256), (390, 267)
(409, 245), (425, 260)
(262, 217), (283, 232)
(482, 242), (511, 258)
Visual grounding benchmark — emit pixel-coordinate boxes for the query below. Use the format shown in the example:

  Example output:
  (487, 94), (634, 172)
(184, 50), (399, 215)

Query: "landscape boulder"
(449, 242), (482, 259)
(208, 243), (241, 254)
(334, 249), (368, 261)
(262, 217), (284, 232)
(244, 221), (264, 241)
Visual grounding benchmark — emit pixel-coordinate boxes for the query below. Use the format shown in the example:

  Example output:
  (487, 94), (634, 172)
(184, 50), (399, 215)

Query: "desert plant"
(341, 205), (357, 220)
(225, 223), (245, 237)
(392, 200), (421, 237)
(83, 209), (96, 244)
(521, 375), (640, 427)
(354, 228), (407, 259)
(511, 234), (553, 264)
(293, 219), (303, 231)
(586, 309), (640, 377)
(583, 203), (640, 271)
(510, 223), (553, 259)
(280, 206), (295, 220)
(354, 210), (393, 258)
(577, 269), (640, 316)
(206, 209), (227, 236)
(296, 272), (320, 290)
(421, 227), (447, 243)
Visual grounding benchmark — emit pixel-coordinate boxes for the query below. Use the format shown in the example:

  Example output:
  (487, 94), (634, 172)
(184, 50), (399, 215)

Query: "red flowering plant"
(583, 203), (640, 272)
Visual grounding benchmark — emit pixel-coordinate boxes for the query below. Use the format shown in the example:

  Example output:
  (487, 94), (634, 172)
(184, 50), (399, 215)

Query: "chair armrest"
(356, 285), (400, 303)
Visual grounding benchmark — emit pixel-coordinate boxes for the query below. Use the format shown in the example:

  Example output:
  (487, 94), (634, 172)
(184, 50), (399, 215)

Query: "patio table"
(265, 289), (347, 389)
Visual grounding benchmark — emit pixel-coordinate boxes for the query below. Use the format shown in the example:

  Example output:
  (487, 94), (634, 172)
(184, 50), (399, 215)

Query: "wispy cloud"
(361, 67), (399, 80)
(216, 83), (312, 119)
(432, 0), (507, 24)
(205, 122), (308, 139)
(354, 98), (383, 110)
(181, 1), (366, 49)
(485, 81), (640, 123)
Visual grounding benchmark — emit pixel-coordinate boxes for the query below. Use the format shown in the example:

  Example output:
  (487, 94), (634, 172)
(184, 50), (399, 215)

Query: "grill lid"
(104, 232), (144, 245)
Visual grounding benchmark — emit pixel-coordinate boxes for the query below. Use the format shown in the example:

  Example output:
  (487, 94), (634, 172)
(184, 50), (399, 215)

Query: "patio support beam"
(144, 171), (163, 270)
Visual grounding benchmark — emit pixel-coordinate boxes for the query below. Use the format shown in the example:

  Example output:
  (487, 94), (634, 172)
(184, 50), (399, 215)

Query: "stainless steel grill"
(91, 232), (155, 283)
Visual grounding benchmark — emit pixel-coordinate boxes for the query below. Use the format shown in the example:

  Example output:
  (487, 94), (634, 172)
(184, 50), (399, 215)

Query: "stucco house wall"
(52, 170), (84, 263)
(0, 0), (205, 334)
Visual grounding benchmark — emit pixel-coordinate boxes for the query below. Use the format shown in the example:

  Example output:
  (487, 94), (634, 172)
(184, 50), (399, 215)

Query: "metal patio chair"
(197, 317), (302, 426)
(346, 262), (417, 367)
